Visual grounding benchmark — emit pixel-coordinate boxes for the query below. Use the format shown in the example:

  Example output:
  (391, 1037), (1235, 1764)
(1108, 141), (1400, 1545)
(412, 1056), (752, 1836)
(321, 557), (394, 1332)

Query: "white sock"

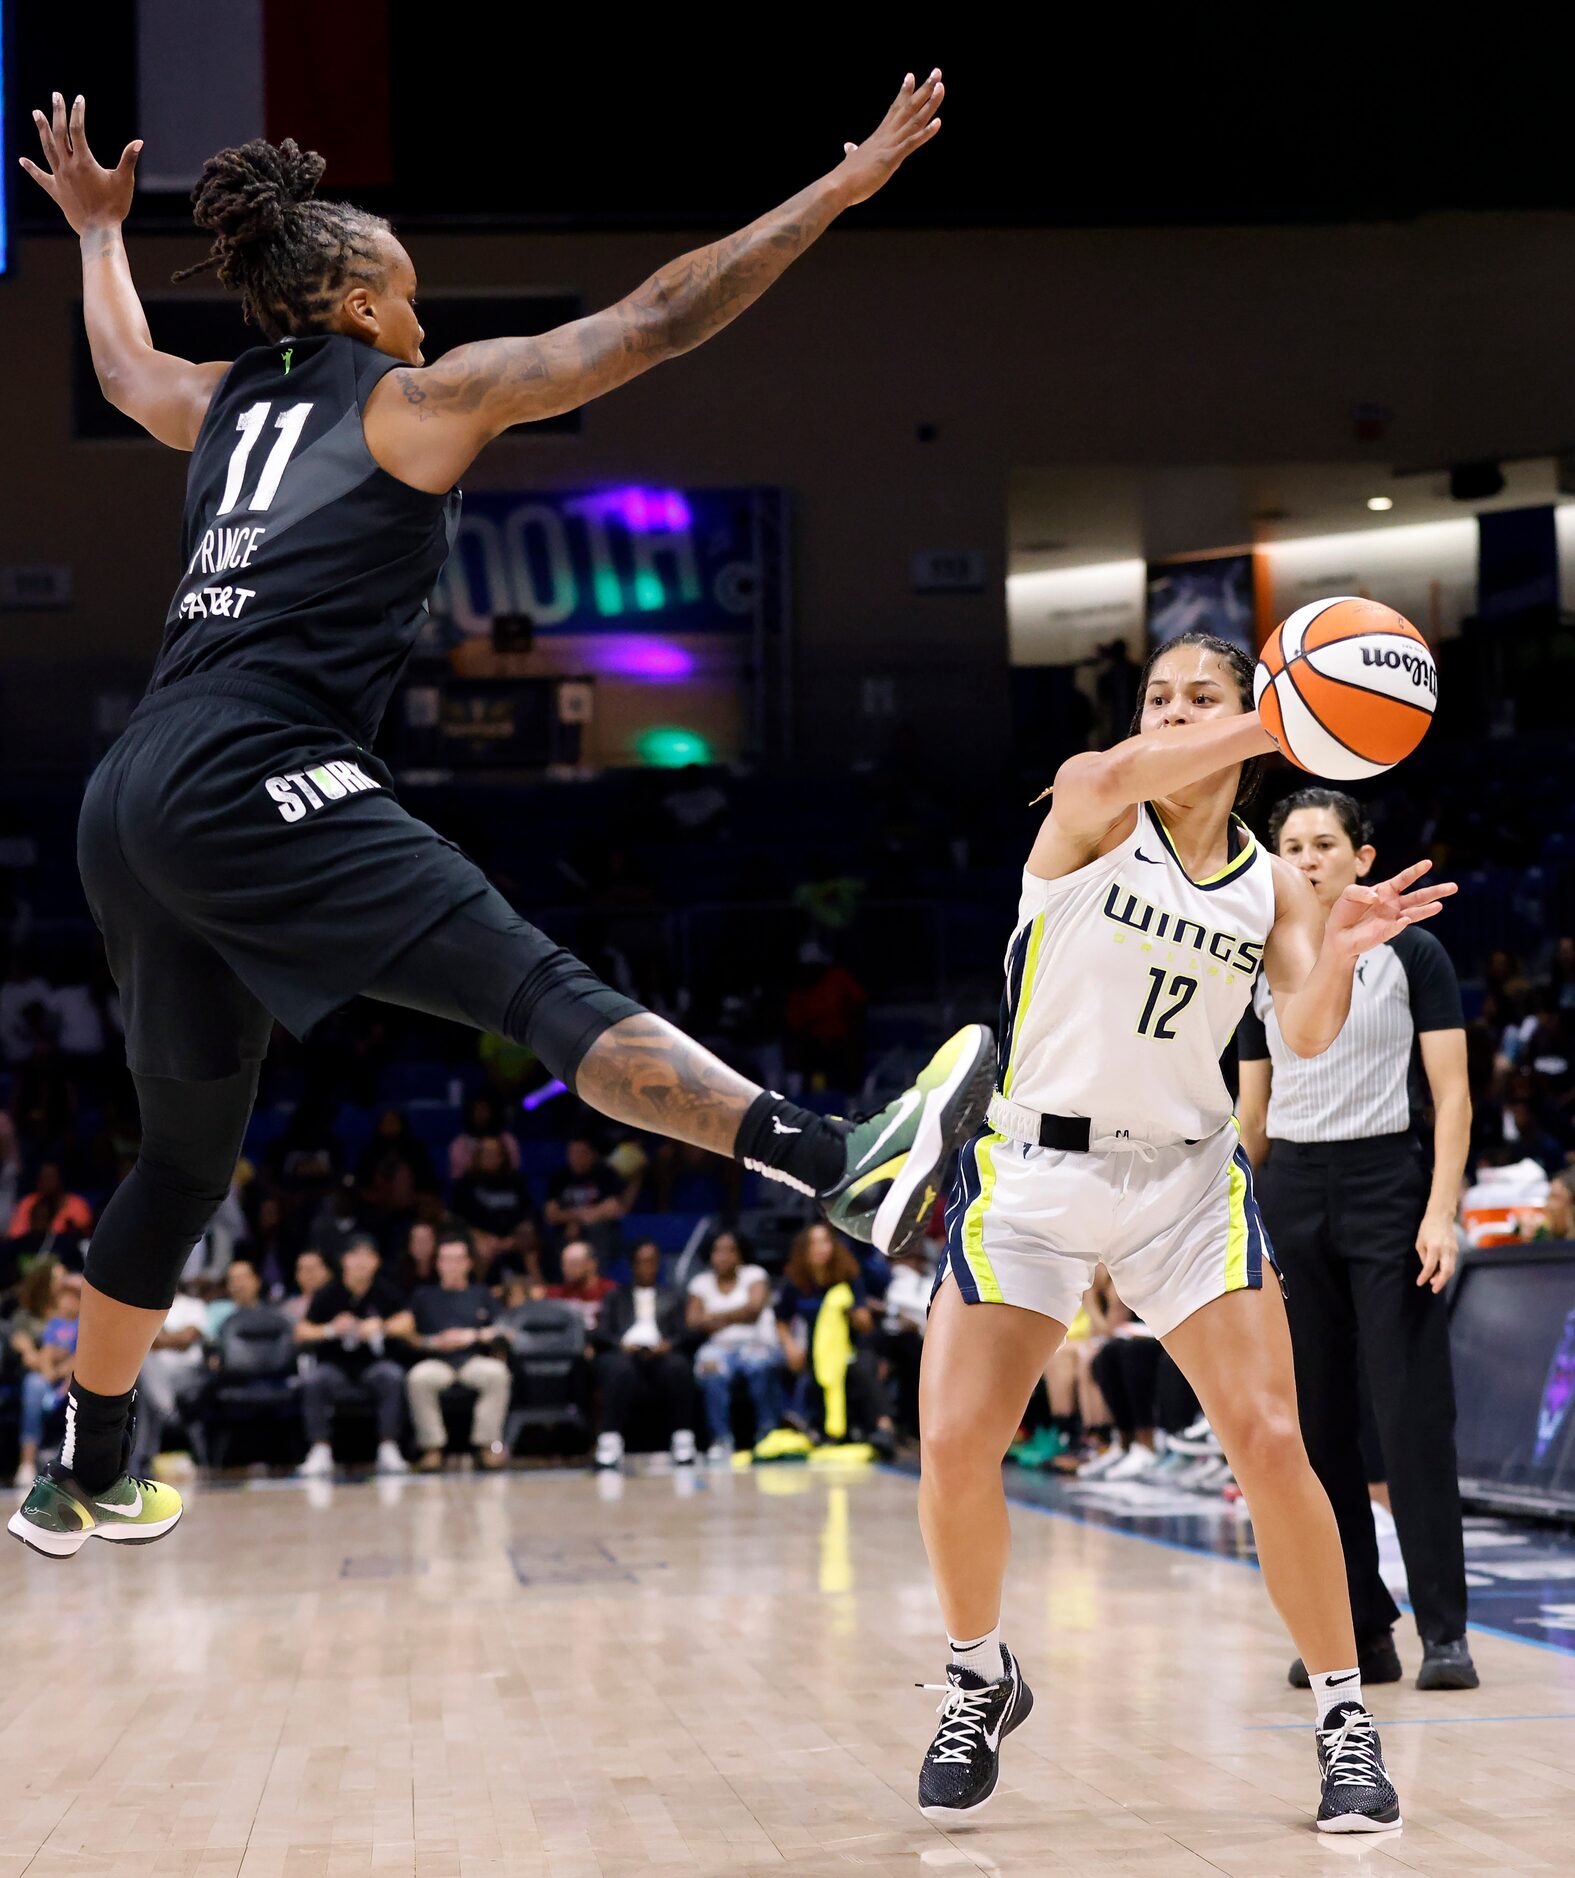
(948, 1624), (1004, 1683)
(1310, 1668), (1363, 1727)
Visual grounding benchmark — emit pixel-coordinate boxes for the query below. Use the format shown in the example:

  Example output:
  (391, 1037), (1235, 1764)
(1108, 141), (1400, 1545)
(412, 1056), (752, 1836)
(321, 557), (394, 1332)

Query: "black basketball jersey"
(148, 331), (461, 745)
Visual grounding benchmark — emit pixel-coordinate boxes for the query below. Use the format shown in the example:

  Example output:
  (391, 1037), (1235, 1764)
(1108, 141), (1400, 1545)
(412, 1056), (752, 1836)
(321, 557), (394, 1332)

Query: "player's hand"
(835, 70), (944, 207)
(1324, 859), (1457, 960)
(1415, 1209), (1459, 1292)
(19, 94), (143, 234)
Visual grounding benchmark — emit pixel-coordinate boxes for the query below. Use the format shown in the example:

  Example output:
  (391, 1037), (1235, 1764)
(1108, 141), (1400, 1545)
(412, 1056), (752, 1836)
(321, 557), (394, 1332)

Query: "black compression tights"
(84, 1064), (261, 1310)
(85, 892), (644, 1313)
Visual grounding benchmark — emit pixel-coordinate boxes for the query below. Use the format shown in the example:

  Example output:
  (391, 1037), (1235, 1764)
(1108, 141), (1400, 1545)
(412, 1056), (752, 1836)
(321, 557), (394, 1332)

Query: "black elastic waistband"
(128, 670), (364, 744)
(1030, 1113), (1200, 1151)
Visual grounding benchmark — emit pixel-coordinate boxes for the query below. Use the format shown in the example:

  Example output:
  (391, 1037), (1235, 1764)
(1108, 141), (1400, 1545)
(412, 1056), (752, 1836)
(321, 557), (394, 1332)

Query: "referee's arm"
(1406, 929), (1472, 1293)
(1235, 1002), (1273, 1170)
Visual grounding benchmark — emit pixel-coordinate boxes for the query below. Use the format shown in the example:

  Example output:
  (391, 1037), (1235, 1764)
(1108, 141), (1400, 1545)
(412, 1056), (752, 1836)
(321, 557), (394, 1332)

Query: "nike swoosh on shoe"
(96, 1485), (142, 1518)
(857, 1089), (922, 1170)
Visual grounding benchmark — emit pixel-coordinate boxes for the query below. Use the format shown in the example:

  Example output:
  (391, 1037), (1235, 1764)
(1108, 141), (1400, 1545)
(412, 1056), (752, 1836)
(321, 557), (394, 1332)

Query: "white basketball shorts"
(934, 1119), (1278, 1337)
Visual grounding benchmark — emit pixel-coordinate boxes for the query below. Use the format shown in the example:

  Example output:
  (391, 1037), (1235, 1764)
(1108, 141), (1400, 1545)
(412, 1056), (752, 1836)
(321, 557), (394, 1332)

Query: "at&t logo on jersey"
(265, 761), (381, 823)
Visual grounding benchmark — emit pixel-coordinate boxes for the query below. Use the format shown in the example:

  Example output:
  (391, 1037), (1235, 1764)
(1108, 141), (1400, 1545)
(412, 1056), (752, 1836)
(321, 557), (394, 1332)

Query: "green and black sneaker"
(822, 1022), (995, 1257)
(8, 1469), (183, 1559)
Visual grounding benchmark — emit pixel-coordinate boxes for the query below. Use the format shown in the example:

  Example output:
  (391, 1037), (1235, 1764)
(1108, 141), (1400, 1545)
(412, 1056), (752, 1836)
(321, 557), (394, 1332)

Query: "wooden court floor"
(3, 1463), (1574, 1877)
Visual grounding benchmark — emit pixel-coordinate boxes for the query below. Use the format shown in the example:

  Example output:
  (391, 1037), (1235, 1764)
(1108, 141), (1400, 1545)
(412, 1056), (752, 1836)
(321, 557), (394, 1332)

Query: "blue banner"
(429, 486), (775, 641)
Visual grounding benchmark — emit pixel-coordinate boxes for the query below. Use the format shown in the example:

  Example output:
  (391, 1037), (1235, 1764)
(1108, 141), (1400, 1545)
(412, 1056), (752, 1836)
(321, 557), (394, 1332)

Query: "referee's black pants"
(1256, 1133), (1468, 1646)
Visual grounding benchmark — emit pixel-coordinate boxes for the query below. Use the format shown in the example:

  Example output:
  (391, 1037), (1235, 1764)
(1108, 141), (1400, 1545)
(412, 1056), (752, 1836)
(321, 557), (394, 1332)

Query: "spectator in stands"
(687, 1229), (780, 1457)
(0, 950), (51, 1066)
(592, 1240), (697, 1469)
(8, 1258), (61, 1482)
(782, 942), (868, 1091)
(356, 1107), (439, 1250)
(1083, 1329), (1198, 1481)
(448, 1093), (522, 1182)
(239, 1192), (292, 1298)
(776, 1222), (896, 1454)
(543, 1133), (627, 1267)
(128, 1278), (211, 1476)
(13, 1266), (81, 1485)
(282, 1248), (333, 1326)
(205, 1254), (263, 1339)
(5, 1161), (92, 1265)
(452, 1134), (538, 1280)
(309, 1173), (369, 1268)
(1504, 1093), (1566, 1175)
(542, 1238), (616, 1337)
(295, 1237), (414, 1476)
(406, 1225), (511, 1472)
(875, 1243), (936, 1441)
(262, 1094), (343, 1250)
(1519, 1172), (1574, 1241)
(397, 1217), (439, 1292)
(0, 1110), (21, 1239)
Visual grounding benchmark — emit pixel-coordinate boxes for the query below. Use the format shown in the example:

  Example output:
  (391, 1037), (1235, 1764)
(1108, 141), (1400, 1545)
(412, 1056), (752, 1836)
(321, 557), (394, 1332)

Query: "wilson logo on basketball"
(1360, 647), (1438, 696)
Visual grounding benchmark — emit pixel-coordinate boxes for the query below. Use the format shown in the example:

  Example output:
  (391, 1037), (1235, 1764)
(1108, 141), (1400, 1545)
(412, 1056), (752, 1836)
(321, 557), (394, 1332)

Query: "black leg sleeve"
(83, 1064), (260, 1310)
(364, 886), (645, 1092)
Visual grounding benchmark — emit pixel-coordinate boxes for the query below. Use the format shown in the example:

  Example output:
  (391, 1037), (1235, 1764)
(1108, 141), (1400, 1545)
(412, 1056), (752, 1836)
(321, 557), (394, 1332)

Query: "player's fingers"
(1386, 859), (1432, 892)
(52, 90), (71, 156)
(70, 94), (85, 149)
(17, 156), (57, 197)
(32, 109), (59, 167)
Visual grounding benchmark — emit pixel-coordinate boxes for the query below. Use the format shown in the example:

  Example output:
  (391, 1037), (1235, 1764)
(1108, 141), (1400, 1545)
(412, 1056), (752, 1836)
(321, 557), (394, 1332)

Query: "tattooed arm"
(21, 94), (229, 450)
(364, 70), (945, 492)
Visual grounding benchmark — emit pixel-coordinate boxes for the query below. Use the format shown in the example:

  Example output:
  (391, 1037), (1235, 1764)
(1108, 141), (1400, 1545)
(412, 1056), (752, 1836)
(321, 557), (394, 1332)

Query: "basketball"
(1253, 596), (1438, 780)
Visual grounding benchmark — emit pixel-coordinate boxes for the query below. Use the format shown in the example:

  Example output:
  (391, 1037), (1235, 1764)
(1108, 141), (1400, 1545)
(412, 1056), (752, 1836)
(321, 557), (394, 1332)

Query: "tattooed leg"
(574, 1014), (847, 1196)
(574, 1013), (759, 1155)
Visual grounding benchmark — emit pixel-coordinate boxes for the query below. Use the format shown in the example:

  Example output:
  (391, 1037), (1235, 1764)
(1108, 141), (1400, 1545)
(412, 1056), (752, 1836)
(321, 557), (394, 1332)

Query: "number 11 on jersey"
(217, 401), (314, 518)
(1137, 966), (1197, 1040)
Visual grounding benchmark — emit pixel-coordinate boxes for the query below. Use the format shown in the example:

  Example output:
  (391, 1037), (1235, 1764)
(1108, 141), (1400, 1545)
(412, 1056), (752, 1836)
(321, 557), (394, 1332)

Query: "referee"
(1238, 788), (1478, 1691)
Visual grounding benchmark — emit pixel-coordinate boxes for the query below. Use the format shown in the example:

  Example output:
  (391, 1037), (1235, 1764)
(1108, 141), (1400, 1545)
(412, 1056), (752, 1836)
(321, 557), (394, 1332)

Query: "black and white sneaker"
(1315, 1701), (1402, 1833)
(916, 1643), (1034, 1823)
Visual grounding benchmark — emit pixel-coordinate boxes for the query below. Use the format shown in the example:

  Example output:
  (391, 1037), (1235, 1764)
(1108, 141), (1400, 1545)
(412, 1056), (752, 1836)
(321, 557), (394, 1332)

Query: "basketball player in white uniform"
(914, 629), (1455, 1835)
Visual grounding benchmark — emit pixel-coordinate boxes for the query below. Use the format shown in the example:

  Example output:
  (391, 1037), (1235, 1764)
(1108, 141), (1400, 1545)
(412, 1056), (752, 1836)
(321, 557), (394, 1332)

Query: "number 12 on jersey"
(1136, 967), (1197, 1040)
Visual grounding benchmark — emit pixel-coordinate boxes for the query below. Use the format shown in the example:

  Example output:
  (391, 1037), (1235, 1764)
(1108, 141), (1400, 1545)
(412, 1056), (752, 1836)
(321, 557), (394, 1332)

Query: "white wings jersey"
(995, 802), (1276, 1145)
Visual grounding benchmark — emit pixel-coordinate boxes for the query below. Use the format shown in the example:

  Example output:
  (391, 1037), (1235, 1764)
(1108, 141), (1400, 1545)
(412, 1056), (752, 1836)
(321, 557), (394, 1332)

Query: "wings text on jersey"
(1102, 882), (1264, 978)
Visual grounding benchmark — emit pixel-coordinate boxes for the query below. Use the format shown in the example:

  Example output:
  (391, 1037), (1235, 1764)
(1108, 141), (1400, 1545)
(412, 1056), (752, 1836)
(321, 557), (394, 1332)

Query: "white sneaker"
(670, 1429), (697, 1466)
(296, 1442), (335, 1478)
(376, 1441), (410, 1475)
(1076, 1441), (1127, 1479)
(1102, 1443), (1160, 1481)
(707, 1439), (735, 1465)
(1168, 1416), (1222, 1458)
(595, 1431), (625, 1471)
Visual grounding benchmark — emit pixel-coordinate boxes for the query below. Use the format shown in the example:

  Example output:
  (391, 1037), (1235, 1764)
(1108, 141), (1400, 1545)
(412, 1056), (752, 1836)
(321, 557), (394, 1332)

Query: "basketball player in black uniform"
(12, 80), (994, 1556)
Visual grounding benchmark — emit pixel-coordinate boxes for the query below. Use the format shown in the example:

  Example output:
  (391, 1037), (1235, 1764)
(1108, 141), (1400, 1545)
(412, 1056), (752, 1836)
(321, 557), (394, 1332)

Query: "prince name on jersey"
(995, 804), (1275, 1146)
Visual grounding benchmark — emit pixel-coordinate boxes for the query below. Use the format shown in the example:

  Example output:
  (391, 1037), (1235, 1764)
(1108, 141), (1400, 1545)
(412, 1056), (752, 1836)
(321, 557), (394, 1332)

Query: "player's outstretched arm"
(372, 70), (944, 486)
(1264, 856), (1457, 1057)
(1029, 712), (1279, 875)
(20, 94), (229, 450)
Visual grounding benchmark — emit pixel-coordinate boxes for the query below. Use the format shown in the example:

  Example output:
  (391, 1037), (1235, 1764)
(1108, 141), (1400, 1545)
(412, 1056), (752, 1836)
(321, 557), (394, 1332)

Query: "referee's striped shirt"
(1237, 927), (1464, 1142)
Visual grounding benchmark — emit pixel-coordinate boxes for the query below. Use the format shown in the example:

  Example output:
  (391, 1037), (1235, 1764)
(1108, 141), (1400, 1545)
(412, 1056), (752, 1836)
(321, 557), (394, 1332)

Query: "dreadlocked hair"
(1127, 629), (1270, 814)
(170, 137), (393, 343)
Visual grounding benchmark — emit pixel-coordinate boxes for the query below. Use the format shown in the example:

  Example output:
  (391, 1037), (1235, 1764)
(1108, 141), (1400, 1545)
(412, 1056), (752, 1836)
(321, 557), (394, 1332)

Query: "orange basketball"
(1253, 596), (1437, 780)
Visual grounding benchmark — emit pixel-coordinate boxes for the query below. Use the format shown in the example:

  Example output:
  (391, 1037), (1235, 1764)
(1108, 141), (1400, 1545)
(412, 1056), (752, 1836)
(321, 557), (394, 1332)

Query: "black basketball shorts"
(77, 671), (566, 1080)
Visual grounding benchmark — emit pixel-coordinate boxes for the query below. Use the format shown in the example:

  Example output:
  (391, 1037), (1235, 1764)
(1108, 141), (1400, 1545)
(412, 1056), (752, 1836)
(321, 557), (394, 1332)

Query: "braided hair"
(170, 137), (393, 342)
(1128, 629), (1270, 813)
